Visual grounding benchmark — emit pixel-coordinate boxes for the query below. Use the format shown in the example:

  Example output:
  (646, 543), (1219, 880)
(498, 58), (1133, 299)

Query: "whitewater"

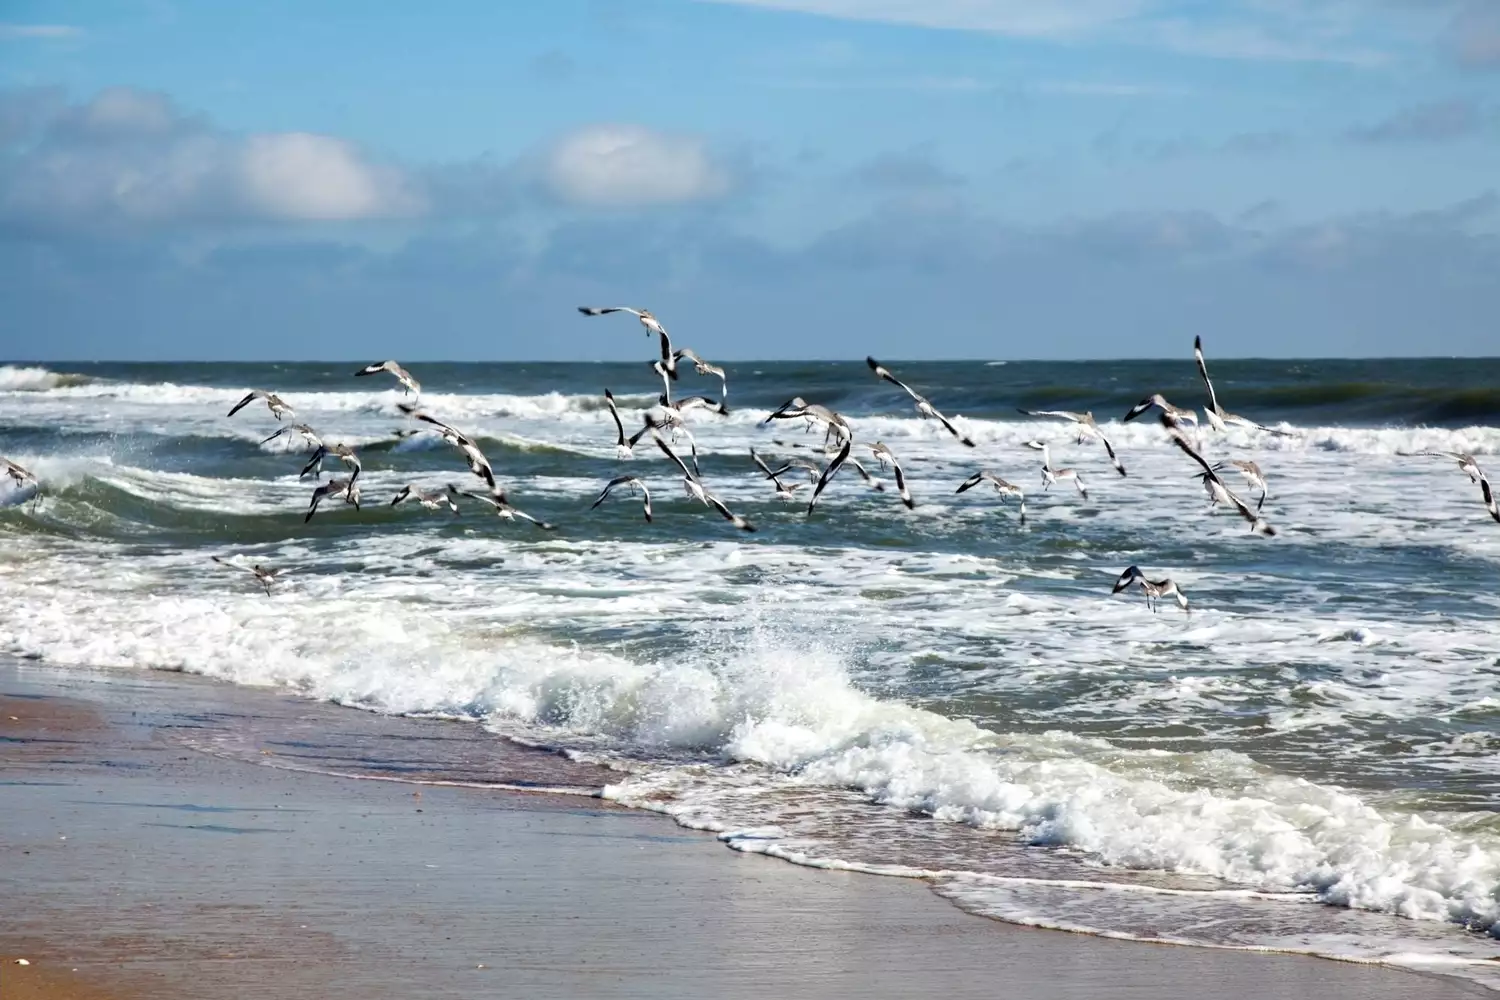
(2, 357), (1500, 990)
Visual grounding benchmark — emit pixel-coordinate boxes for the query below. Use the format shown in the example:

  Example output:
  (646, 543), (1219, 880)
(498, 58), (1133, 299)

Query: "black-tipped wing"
(654, 434), (697, 482)
(807, 439), (852, 516)
(227, 390), (263, 417)
(1193, 336), (1221, 415)
(866, 356), (920, 402)
(604, 389), (628, 445)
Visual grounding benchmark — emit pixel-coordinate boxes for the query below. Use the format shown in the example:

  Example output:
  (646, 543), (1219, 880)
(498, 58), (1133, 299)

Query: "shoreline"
(1, 661), (1489, 1000)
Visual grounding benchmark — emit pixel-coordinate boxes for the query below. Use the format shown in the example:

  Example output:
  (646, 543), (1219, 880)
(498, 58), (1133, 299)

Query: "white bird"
(867, 357), (975, 447)
(449, 485), (556, 531)
(301, 443), (362, 483)
(390, 484), (460, 514)
(673, 348), (728, 398)
(955, 471), (1026, 525)
(260, 424), (323, 451)
(1112, 565), (1190, 614)
(580, 306), (678, 380)
(604, 389), (633, 458)
(1194, 337), (1292, 435)
(354, 360), (421, 397)
(629, 410), (700, 477)
(1211, 459), (1269, 511)
(1, 457), (42, 510)
(305, 477), (360, 522)
(668, 394), (729, 418)
(228, 390), (294, 421)
(868, 442), (915, 509)
(211, 555), (284, 596)
(654, 435), (755, 532)
(1016, 409), (1126, 476)
(399, 405), (497, 490)
(750, 448), (805, 502)
(762, 397), (853, 448)
(806, 439), (852, 517)
(1024, 441), (1088, 500)
(1163, 416), (1276, 536)
(1406, 451), (1500, 523)
(1123, 394), (1198, 428)
(592, 476), (653, 522)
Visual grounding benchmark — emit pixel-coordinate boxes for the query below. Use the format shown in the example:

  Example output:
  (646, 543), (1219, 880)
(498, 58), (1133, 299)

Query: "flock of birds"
(2, 313), (1497, 614)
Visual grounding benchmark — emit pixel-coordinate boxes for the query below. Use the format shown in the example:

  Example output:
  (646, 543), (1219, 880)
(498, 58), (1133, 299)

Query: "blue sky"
(1, 0), (1498, 360)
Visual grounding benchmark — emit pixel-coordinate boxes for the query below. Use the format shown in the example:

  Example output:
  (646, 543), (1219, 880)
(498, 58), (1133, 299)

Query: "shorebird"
(868, 442), (915, 509)
(301, 443), (362, 483)
(1404, 450), (1484, 484)
(260, 424), (323, 451)
(354, 360), (421, 397)
(1112, 565), (1190, 614)
(449, 485), (556, 530)
(673, 348), (728, 398)
(762, 398), (853, 448)
(1024, 441), (1088, 500)
(211, 555), (283, 596)
(604, 389), (633, 458)
(628, 410), (700, 477)
(305, 477), (360, 522)
(390, 484), (460, 514)
(1193, 337), (1292, 435)
(845, 456), (889, 495)
(1123, 394), (1198, 429)
(580, 306), (678, 380)
(1, 457), (41, 510)
(867, 357), (975, 447)
(807, 438), (852, 517)
(592, 476), (653, 522)
(1163, 416), (1276, 536)
(228, 390), (294, 421)
(1209, 459), (1269, 511)
(399, 405), (497, 490)
(667, 394), (729, 418)
(654, 435), (755, 532)
(955, 472), (1026, 525)
(750, 449), (805, 502)
(1016, 409), (1126, 476)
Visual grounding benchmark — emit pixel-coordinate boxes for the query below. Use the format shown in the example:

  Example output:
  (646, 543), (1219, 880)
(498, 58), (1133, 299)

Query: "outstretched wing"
(865, 357), (920, 402)
(807, 439), (852, 516)
(1193, 336), (1222, 416)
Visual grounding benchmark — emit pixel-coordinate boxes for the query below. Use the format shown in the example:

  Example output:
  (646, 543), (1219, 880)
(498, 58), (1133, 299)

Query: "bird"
(866, 357), (975, 446)
(1112, 565), (1190, 614)
(1163, 416), (1276, 536)
(604, 389), (633, 458)
(762, 398), (853, 448)
(354, 360), (421, 397)
(1016, 409), (1126, 476)
(449, 485), (556, 531)
(398, 405), (496, 490)
(1, 457), (41, 510)
(807, 438), (852, 517)
(592, 476), (653, 522)
(580, 306), (678, 380)
(629, 410), (701, 477)
(1024, 441), (1088, 500)
(390, 484), (460, 514)
(211, 555), (283, 596)
(260, 424), (323, 451)
(1193, 337), (1292, 435)
(1482, 475), (1500, 524)
(868, 443), (915, 508)
(750, 449), (805, 502)
(1123, 394), (1198, 428)
(305, 477), (360, 523)
(654, 435), (755, 531)
(1403, 450), (1484, 484)
(666, 394), (729, 418)
(301, 443), (362, 484)
(673, 348), (728, 398)
(955, 472), (1026, 525)
(1210, 459), (1269, 511)
(228, 390), (294, 421)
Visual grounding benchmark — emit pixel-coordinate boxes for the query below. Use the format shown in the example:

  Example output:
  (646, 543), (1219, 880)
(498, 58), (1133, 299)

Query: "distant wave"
(0, 365), (95, 392)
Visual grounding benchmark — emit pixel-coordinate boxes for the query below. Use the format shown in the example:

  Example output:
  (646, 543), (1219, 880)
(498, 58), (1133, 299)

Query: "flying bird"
(260, 424), (323, 451)
(1016, 409), (1126, 476)
(592, 476), (653, 523)
(1112, 565), (1190, 614)
(762, 397), (853, 448)
(1193, 337), (1292, 435)
(580, 306), (678, 380)
(1, 457), (42, 510)
(654, 435), (755, 532)
(211, 555), (283, 596)
(399, 404), (497, 490)
(228, 390), (294, 421)
(604, 389), (633, 458)
(390, 484), (460, 514)
(301, 443), (362, 483)
(449, 485), (556, 530)
(750, 448), (805, 502)
(1024, 441), (1088, 500)
(1163, 417), (1276, 536)
(955, 471), (1026, 525)
(807, 439), (853, 517)
(1123, 394), (1198, 429)
(673, 348), (728, 398)
(305, 477), (360, 523)
(355, 360), (421, 397)
(868, 442), (915, 508)
(866, 357), (975, 446)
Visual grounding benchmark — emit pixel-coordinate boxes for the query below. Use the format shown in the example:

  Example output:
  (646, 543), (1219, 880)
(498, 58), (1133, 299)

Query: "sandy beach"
(0, 661), (1487, 1000)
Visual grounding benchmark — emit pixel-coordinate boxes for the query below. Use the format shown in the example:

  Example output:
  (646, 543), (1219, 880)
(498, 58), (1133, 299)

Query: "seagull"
(868, 443), (915, 508)
(867, 357), (975, 446)
(762, 397), (853, 448)
(305, 477), (360, 523)
(228, 390), (294, 421)
(1112, 565), (1190, 614)
(398, 405), (497, 490)
(845, 456), (889, 495)
(1123, 394), (1198, 428)
(629, 410), (700, 477)
(673, 348), (728, 398)
(1404, 450), (1484, 484)
(390, 484), (460, 514)
(301, 443), (362, 483)
(354, 360), (421, 397)
(449, 485), (556, 530)
(750, 449), (805, 502)
(1016, 409), (1126, 476)
(592, 476), (653, 522)
(1193, 337), (1292, 435)
(260, 424), (323, 451)
(1210, 459), (1269, 511)
(211, 555), (283, 596)
(955, 472), (1026, 525)
(654, 435), (755, 531)
(667, 394), (729, 418)
(1024, 441), (1088, 500)
(807, 438), (853, 517)
(1482, 475), (1500, 524)
(580, 306), (678, 380)
(1163, 416), (1276, 536)
(604, 389), (633, 458)
(1, 457), (41, 510)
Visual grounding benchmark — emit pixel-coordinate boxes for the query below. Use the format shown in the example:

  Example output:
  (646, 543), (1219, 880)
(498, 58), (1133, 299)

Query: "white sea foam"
(0, 365), (84, 392)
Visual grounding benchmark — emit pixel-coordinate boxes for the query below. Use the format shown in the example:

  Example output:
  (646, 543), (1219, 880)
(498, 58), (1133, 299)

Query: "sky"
(1, 1), (1498, 361)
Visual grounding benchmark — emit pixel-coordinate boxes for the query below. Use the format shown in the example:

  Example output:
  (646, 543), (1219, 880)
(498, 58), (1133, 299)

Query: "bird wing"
(227, 390), (265, 417)
(932, 409), (976, 447)
(807, 439), (852, 516)
(592, 476), (634, 509)
(1165, 424), (1217, 478)
(1016, 409), (1083, 422)
(955, 472), (985, 494)
(390, 485), (413, 507)
(889, 457), (914, 508)
(1112, 566), (1144, 593)
(578, 306), (640, 318)
(604, 389), (628, 445)
(1482, 476), (1500, 523)
(705, 493), (755, 532)
(1098, 431), (1127, 477)
(866, 357), (920, 403)
(1193, 336), (1222, 416)
(654, 434), (697, 482)
(1123, 397), (1158, 422)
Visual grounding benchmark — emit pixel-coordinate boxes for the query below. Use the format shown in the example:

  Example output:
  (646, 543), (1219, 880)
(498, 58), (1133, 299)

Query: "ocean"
(2, 356), (1500, 988)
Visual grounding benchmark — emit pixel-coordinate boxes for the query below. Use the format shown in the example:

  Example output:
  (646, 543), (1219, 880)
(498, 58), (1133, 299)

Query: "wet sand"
(0, 662), (1488, 1000)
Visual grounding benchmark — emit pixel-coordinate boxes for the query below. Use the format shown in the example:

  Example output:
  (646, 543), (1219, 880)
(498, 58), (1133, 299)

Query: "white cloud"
(543, 124), (729, 207)
(0, 24), (81, 40)
(695, 1), (1144, 38)
(239, 133), (421, 220)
